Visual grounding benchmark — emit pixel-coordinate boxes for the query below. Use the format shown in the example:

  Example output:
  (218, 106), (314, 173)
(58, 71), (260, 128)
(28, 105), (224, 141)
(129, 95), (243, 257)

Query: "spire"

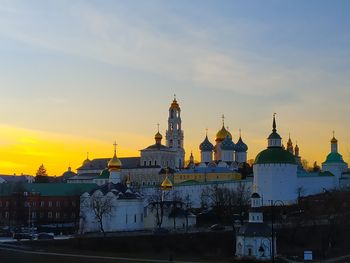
(205, 128), (208, 137)
(155, 123), (163, 144)
(189, 151), (194, 165)
(287, 133), (293, 154)
(222, 114), (225, 127)
(108, 141), (122, 171)
(239, 128), (242, 138)
(113, 141), (117, 157)
(331, 130), (338, 144)
(330, 131), (338, 153)
(295, 141), (300, 157)
(272, 113), (277, 133)
(267, 113), (282, 148)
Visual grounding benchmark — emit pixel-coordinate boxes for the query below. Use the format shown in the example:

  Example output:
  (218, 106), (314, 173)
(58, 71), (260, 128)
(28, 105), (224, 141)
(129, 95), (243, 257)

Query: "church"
(67, 96), (249, 187)
(253, 114), (349, 204)
(65, 96), (349, 207)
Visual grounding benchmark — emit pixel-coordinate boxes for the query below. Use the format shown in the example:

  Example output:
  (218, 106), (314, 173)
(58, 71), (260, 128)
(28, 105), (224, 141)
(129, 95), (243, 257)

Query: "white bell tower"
(165, 95), (185, 168)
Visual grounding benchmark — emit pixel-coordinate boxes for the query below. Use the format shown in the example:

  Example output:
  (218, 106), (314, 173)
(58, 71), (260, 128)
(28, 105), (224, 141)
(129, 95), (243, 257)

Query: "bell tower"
(166, 95), (185, 168)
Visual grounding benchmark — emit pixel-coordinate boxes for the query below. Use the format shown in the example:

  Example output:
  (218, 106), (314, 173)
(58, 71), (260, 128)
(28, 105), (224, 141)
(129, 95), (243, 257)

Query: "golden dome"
(83, 158), (91, 166)
(215, 125), (232, 142)
(331, 136), (338, 144)
(155, 131), (163, 140)
(170, 99), (180, 110)
(108, 153), (122, 170)
(161, 175), (173, 190)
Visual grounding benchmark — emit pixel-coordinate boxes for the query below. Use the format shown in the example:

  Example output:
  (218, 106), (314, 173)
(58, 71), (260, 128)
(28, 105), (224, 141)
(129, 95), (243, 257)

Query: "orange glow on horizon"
(0, 123), (347, 177)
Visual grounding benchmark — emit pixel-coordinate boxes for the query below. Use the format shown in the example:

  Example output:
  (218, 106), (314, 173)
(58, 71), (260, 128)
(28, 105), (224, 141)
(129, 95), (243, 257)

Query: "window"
(5, 201), (9, 207)
(155, 160), (157, 166)
(71, 201), (76, 207)
(40, 212), (44, 219)
(40, 201), (45, 207)
(141, 213), (143, 222)
(5, 212), (9, 219)
(134, 214), (137, 223)
(56, 201), (60, 207)
(143, 207), (147, 218)
(48, 212), (52, 219)
(149, 161), (152, 166)
(125, 214), (128, 224)
(55, 212), (60, 219)
(32, 212), (36, 218)
(144, 161), (146, 166)
(48, 201), (52, 207)
(71, 212), (76, 219)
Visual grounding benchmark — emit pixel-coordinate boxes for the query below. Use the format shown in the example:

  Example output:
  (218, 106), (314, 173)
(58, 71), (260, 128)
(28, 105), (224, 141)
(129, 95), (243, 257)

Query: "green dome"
(324, 152), (344, 164)
(255, 147), (297, 165)
(267, 131), (282, 139)
(99, 168), (110, 179)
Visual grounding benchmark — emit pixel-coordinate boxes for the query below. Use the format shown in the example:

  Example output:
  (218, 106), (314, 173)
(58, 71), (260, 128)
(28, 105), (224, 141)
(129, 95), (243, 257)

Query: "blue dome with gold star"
(235, 136), (248, 152)
(199, 135), (214, 151)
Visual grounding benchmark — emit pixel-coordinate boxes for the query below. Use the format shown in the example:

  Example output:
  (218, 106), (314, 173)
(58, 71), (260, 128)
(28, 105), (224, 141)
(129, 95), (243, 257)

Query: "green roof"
(0, 183), (97, 197)
(297, 170), (334, 177)
(177, 180), (200, 185)
(324, 152), (345, 164)
(267, 131), (282, 139)
(255, 147), (297, 165)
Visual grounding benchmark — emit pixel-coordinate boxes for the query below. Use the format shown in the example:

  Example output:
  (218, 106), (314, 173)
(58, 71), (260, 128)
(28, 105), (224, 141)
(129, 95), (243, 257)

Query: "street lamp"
(269, 199), (284, 263)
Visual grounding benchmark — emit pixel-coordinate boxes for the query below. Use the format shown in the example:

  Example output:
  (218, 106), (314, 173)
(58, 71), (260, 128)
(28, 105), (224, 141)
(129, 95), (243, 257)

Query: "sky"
(0, 0), (349, 175)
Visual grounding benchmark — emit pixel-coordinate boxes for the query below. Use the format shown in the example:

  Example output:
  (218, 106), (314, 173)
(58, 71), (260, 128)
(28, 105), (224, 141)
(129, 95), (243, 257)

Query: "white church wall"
(254, 164), (298, 204)
(80, 192), (144, 234)
(141, 179), (253, 208)
(297, 176), (336, 196)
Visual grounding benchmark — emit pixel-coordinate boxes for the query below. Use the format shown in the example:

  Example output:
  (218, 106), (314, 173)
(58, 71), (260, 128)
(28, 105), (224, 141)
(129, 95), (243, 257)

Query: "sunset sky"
(0, 0), (349, 176)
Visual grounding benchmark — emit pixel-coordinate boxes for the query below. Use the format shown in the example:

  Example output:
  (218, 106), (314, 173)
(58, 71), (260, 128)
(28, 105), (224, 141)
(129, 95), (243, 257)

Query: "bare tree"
(184, 194), (193, 232)
(200, 183), (250, 224)
(81, 192), (114, 237)
(301, 159), (309, 170)
(170, 191), (183, 230)
(148, 188), (169, 228)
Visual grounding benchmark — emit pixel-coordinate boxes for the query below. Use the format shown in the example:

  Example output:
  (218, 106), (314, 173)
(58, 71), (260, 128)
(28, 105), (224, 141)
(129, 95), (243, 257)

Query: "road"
(0, 245), (202, 263)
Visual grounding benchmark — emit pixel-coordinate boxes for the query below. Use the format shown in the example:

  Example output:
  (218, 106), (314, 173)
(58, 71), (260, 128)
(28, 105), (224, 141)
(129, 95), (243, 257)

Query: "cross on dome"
(113, 141), (117, 154)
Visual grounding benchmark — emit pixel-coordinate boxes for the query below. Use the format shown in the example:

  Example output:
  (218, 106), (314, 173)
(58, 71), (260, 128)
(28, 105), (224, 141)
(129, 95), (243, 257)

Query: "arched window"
(149, 161), (152, 166)
(144, 161), (146, 166)
(155, 160), (157, 166)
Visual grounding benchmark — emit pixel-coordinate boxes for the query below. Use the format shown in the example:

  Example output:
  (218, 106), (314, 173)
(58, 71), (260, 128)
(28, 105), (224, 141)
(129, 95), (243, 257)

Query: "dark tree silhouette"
(35, 164), (49, 183)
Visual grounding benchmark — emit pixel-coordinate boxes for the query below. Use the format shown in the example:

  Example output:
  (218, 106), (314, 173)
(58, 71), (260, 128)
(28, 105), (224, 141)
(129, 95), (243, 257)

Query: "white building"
(254, 115), (349, 204)
(235, 192), (275, 261)
(80, 183), (144, 233)
(253, 115), (298, 204)
(165, 96), (185, 168)
(144, 174), (196, 230)
(79, 150), (144, 233)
